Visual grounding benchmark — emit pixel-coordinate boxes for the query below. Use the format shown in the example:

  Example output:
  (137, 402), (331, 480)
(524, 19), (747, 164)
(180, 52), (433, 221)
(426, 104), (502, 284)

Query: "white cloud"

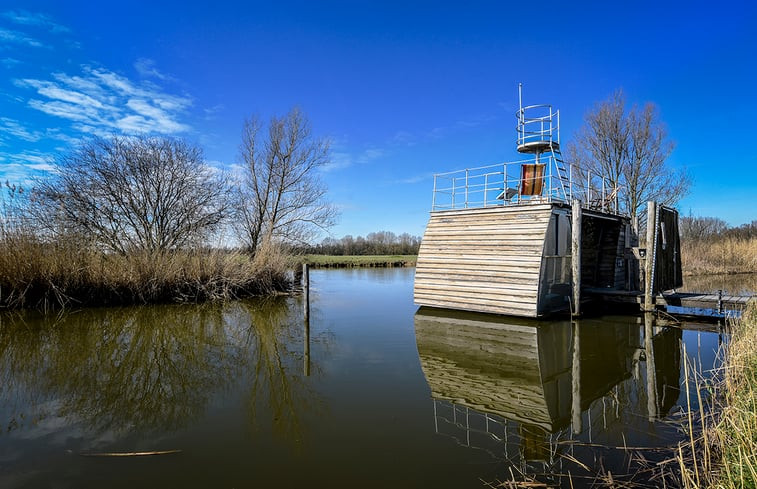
(1, 57), (21, 67)
(394, 172), (433, 184)
(2, 10), (70, 34)
(322, 147), (385, 172)
(0, 150), (56, 184)
(0, 27), (45, 48)
(27, 162), (56, 171)
(0, 117), (44, 142)
(134, 58), (173, 81)
(18, 65), (193, 136)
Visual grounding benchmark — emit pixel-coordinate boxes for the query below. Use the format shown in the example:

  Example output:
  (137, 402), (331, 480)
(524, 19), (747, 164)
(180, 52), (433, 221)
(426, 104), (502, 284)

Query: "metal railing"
(430, 160), (624, 214)
(431, 158), (566, 211)
(517, 103), (560, 148)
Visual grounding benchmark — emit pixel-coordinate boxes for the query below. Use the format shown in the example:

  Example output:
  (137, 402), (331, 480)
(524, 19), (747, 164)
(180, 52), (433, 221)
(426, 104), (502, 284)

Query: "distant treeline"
(297, 231), (421, 256)
(680, 216), (757, 275)
(680, 216), (757, 241)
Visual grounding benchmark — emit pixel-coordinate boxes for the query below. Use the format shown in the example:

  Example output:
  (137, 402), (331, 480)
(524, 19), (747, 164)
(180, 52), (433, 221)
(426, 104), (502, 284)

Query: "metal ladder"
(550, 141), (571, 201)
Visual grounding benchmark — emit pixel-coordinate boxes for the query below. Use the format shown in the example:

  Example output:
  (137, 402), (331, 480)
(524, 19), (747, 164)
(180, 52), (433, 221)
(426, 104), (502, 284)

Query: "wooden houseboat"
(414, 87), (682, 317)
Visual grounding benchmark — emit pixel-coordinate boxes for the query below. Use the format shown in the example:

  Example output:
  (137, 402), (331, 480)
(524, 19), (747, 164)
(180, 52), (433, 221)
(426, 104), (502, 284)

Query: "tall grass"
(0, 233), (293, 311)
(675, 301), (757, 489)
(681, 237), (757, 276)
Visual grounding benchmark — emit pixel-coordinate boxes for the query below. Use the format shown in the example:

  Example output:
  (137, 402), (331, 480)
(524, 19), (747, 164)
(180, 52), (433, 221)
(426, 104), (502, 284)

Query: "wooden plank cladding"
(414, 204), (554, 317)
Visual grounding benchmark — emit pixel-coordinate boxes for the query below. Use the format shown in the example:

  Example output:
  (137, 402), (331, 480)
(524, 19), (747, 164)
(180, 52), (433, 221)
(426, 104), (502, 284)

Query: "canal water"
(0, 268), (729, 488)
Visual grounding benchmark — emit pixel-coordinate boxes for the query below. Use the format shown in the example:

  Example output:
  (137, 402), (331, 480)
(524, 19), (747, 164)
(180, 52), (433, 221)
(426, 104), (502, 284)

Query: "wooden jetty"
(413, 87), (753, 319)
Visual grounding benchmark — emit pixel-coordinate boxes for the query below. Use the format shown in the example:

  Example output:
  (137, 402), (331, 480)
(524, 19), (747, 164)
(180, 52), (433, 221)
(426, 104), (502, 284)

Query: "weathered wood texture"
(572, 201), (582, 315)
(584, 288), (754, 315)
(414, 309), (572, 431)
(580, 214), (623, 288)
(655, 206), (683, 292)
(414, 204), (553, 317)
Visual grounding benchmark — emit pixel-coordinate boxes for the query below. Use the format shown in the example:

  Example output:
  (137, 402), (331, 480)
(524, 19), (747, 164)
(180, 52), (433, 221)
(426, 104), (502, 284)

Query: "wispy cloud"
(323, 147), (385, 172)
(0, 117), (44, 142)
(2, 10), (70, 34)
(17, 65), (193, 135)
(0, 27), (45, 48)
(394, 172), (433, 184)
(134, 57), (174, 81)
(0, 150), (56, 184)
(1, 57), (21, 67)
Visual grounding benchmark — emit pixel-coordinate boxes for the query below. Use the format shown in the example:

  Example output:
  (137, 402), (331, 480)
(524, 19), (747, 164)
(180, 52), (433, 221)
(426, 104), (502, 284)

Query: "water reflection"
(681, 271), (757, 295)
(414, 307), (683, 481)
(0, 298), (319, 442)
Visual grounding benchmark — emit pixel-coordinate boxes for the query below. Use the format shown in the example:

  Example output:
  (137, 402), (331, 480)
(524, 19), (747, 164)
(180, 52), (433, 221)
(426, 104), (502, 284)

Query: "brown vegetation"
(681, 237), (757, 276)
(0, 233), (291, 311)
(672, 302), (757, 489)
(680, 217), (757, 276)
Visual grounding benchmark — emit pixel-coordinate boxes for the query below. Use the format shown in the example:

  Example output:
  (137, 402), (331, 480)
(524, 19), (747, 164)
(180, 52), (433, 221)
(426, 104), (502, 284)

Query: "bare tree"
(567, 90), (691, 224)
(680, 214), (728, 241)
(236, 108), (337, 253)
(33, 136), (229, 254)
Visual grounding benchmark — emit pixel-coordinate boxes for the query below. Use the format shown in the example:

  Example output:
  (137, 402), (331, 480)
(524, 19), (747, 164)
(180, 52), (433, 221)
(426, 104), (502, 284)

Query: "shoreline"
(303, 254), (417, 268)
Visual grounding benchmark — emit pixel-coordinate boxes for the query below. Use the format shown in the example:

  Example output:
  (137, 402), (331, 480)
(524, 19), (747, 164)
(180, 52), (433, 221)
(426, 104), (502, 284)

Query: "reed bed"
(681, 237), (757, 276)
(633, 302), (757, 489)
(679, 301), (757, 489)
(486, 303), (757, 489)
(0, 233), (293, 311)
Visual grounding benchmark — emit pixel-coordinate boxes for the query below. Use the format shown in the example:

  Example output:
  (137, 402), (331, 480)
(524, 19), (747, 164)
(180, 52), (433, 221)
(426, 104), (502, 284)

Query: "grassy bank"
(676, 301), (757, 488)
(0, 235), (292, 311)
(681, 237), (757, 276)
(304, 254), (417, 268)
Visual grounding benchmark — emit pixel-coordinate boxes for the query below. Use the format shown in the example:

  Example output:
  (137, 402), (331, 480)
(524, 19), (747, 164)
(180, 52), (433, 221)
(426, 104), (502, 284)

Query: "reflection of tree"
(0, 305), (238, 433)
(0, 299), (327, 445)
(233, 298), (321, 442)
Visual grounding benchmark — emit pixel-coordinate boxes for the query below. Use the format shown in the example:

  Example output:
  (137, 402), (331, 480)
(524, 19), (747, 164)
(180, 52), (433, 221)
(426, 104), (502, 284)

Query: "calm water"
(0, 268), (725, 488)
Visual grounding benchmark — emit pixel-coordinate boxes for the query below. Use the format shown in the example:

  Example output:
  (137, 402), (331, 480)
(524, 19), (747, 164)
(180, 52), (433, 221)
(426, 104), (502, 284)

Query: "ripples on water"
(0, 268), (730, 488)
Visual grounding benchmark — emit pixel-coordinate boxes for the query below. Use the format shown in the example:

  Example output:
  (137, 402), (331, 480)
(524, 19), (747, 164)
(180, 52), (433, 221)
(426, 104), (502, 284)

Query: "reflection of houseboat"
(413, 87), (682, 317)
(414, 308), (682, 466)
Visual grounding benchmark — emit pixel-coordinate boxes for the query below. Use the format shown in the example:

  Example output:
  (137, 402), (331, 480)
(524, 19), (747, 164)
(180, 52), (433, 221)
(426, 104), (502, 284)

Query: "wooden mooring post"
(302, 263), (310, 321)
(644, 312), (658, 420)
(571, 321), (582, 434)
(644, 201), (657, 312)
(302, 263), (311, 376)
(571, 199), (582, 316)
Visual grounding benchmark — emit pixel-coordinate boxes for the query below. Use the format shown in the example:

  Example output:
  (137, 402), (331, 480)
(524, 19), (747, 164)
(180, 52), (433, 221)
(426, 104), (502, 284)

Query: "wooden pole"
(304, 315), (311, 377)
(644, 312), (658, 421)
(571, 320), (582, 434)
(302, 262), (311, 376)
(644, 201), (657, 311)
(302, 263), (310, 321)
(572, 199), (582, 316)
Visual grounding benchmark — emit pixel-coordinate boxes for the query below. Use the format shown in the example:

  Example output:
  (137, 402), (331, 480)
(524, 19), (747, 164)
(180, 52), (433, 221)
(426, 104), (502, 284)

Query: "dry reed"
(0, 233), (294, 311)
(681, 237), (757, 276)
(672, 301), (757, 489)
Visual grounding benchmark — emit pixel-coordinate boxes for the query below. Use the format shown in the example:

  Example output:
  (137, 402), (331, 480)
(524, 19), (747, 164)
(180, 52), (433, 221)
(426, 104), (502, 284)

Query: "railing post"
(464, 169), (469, 208)
(431, 174), (437, 211)
(484, 173), (488, 207)
(451, 177), (456, 209)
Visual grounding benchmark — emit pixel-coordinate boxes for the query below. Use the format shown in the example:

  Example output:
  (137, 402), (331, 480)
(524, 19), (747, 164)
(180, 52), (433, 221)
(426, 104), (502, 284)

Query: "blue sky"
(1, 1), (755, 238)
